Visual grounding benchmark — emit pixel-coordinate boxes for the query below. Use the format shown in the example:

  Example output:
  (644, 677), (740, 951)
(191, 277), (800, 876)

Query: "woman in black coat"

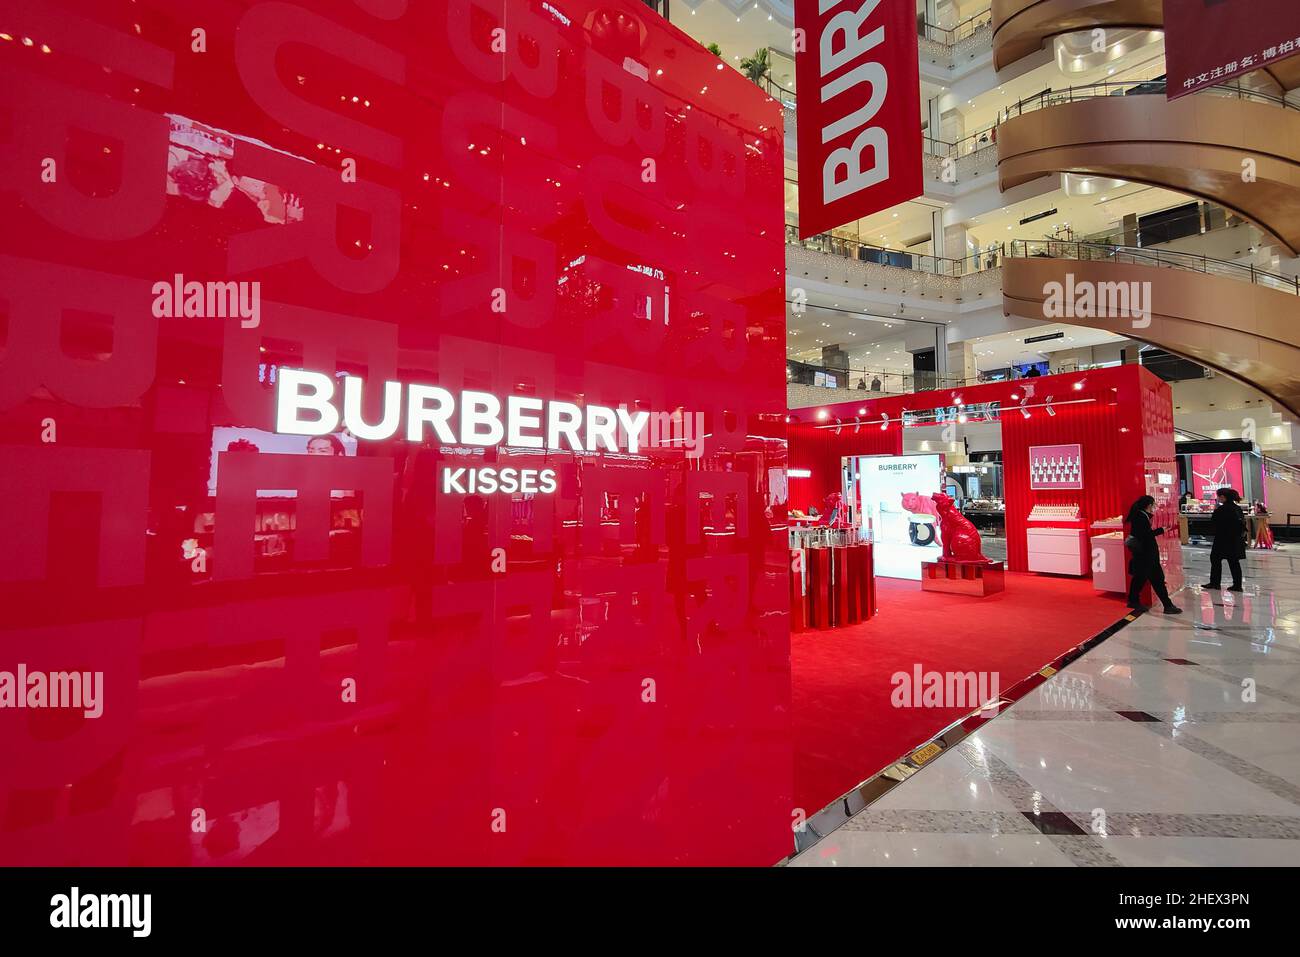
(1205, 487), (1246, 591)
(1126, 495), (1181, 613)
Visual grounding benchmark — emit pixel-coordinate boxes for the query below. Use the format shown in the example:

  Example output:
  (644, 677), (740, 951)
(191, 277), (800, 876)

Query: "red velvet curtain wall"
(788, 422), (902, 512)
(1001, 395), (1128, 572)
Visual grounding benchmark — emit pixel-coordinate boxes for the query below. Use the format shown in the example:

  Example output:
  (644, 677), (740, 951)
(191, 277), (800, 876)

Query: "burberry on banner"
(793, 0), (923, 238)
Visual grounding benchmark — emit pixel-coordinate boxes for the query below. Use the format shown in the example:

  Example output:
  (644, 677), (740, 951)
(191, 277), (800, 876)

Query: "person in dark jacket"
(1205, 487), (1246, 591)
(1126, 495), (1181, 613)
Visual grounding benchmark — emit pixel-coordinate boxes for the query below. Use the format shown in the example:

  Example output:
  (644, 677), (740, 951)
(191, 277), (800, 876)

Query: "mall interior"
(1, 0), (1299, 871)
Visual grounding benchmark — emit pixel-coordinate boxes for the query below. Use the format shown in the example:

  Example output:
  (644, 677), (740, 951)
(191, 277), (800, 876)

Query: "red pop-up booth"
(786, 364), (1181, 814)
(0, 1), (792, 866)
(789, 364), (1181, 584)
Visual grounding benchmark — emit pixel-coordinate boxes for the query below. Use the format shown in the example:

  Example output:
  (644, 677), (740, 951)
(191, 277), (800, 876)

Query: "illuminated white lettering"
(506, 395), (545, 448)
(586, 405), (619, 453)
(462, 391), (505, 446)
(276, 369), (339, 435)
(342, 376), (402, 440)
(547, 400), (584, 452)
(406, 384), (457, 443)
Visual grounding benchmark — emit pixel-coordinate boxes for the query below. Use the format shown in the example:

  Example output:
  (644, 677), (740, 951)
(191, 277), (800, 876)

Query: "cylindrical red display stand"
(846, 542), (875, 623)
(790, 548), (809, 633)
(792, 543), (876, 630)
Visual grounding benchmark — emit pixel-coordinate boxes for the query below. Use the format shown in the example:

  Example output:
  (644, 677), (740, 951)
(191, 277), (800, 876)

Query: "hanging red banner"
(1164, 0), (1300, 100)
(793, 0), (923, 238)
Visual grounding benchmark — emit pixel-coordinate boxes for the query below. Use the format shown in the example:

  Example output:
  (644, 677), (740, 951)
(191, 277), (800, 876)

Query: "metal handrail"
(924, 126), (998, 159)
(786, 223), (1297, 293)
(1007, 240), (1300, 295)
(787, 358), (1069, 398)
(919, 9), (993, 45)
(785, 224), (1005, 276)
(760, 74), (797, 105)
(1003, 78), (1298, 120)
(787, 365), (981, 397)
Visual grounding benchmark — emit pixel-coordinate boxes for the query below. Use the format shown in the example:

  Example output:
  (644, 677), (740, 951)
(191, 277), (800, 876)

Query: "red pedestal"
(794, 543), (876, 629)
(790, 548), (809, 633)
(920, 560), (1006, 596)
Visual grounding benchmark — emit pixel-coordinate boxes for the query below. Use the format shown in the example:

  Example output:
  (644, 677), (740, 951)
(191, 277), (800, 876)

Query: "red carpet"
(791, 572), (1129, 814)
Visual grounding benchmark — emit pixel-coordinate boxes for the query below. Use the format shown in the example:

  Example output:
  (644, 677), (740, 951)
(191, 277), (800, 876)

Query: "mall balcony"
(1001, 237), (1300, 417)
(919, 7), (996, 78)
(785, 222), (1007, 305)
(993, 0), (1300, 93)
(992, 0), (1162, 71)
(989, 74), (1300, 417)
(996, 77), (1300, 256)
(787, 360), (978, 410)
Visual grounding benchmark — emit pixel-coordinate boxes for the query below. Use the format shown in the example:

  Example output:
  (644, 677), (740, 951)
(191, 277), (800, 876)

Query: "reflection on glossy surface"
(0, 0), (790, 865)
(794, 545), (1300, 867)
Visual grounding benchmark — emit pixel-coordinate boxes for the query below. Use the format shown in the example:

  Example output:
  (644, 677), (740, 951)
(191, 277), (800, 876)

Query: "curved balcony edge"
(992, 0), (1163, 71)
(1002, 256), (1300, 419)
(997, 93), (1300, 256)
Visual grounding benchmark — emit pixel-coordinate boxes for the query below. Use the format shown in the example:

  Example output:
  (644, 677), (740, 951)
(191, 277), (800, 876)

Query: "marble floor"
(790, 544), (1300, 867)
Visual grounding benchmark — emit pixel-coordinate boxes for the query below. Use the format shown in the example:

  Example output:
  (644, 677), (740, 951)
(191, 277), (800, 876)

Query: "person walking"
(1125, 495), (1182, 614)
(1205, 487), (1246, 591)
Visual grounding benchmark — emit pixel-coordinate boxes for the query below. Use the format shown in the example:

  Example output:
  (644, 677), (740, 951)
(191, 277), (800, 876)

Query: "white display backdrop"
(855, 454), (945, 580)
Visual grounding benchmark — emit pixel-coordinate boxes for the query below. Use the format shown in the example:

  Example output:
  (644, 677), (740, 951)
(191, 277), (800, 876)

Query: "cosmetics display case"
(789, 527), (876, 631)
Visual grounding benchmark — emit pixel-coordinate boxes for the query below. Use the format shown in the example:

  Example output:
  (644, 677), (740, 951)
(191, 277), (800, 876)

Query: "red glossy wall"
(0, 1), (792, 865)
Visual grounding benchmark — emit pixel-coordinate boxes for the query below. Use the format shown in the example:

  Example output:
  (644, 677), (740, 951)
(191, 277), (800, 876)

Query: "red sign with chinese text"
(1164, 0), (1300, 99)
(793, 0), (923, 237)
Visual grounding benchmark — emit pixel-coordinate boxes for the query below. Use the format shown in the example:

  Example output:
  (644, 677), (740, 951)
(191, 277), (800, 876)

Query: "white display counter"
(1090, 532), (1127, 592)
(1026, 526), (1089, 576)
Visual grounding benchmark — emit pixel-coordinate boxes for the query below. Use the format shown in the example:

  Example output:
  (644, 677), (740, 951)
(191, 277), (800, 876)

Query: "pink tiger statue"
(932, 492), (993, 564)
